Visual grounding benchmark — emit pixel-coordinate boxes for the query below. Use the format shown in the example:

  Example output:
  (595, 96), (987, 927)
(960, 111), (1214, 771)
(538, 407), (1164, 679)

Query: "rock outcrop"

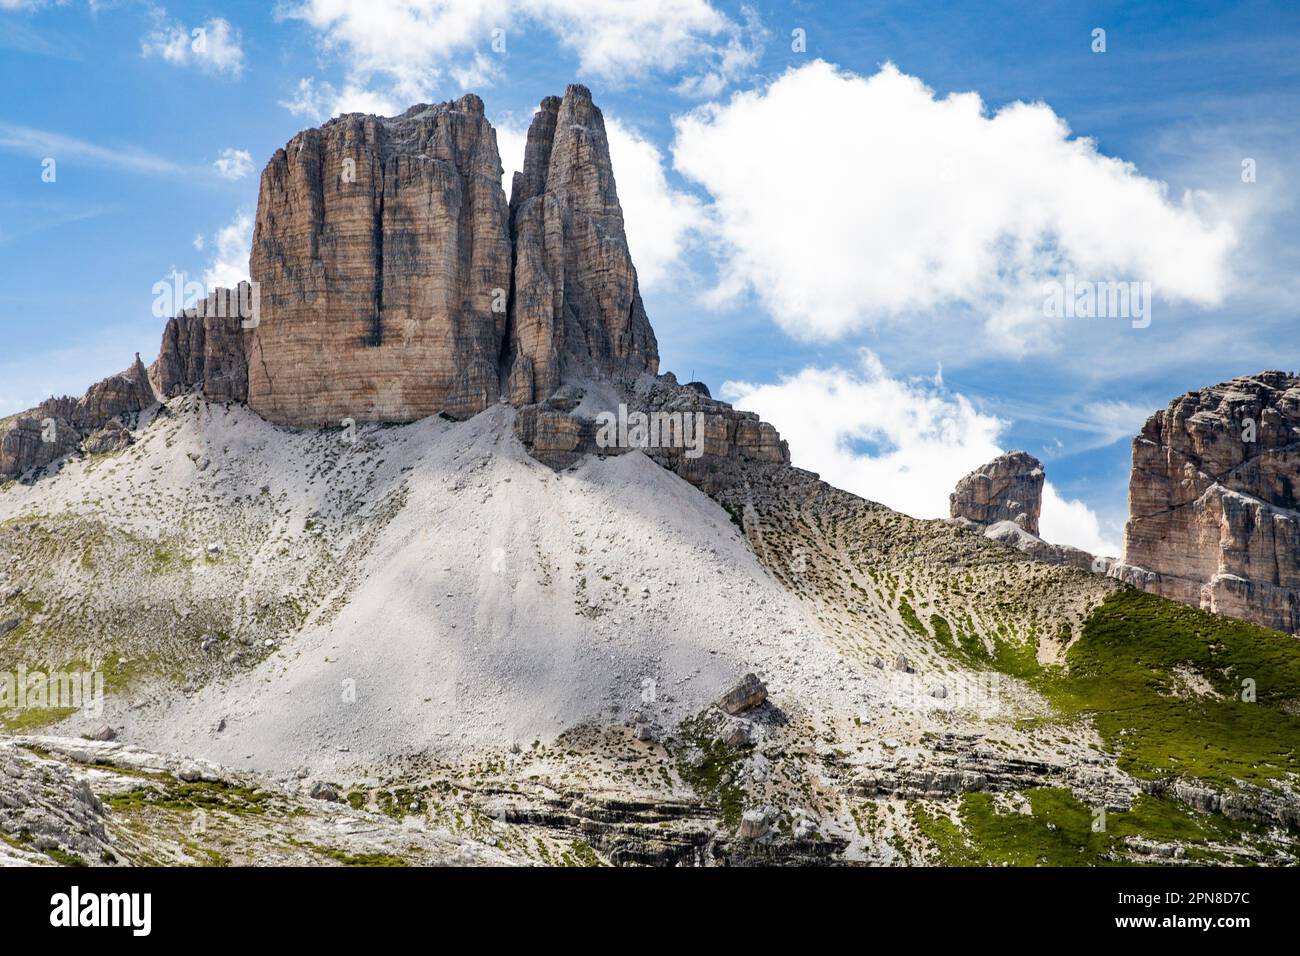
(505, 85), (659, 405)
(0, 417), (80, 479)
(0, 357), (155, 479)
(1113, 371), (1300, 634)
(247, 95), (513, 426)
(151, 285), (251, 403)
(950, 451), (1044, 533)
(511, 373), (788, 495)
(949, 451), (1107, 572)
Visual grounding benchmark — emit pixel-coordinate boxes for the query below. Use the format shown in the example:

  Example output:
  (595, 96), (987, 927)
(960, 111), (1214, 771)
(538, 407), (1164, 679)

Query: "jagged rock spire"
(505, 84), (659, 405)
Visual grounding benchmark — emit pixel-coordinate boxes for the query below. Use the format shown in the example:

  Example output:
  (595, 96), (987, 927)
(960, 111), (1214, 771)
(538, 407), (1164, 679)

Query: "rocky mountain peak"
(237, 85), (658, 427)
(247, 95), (513, 427)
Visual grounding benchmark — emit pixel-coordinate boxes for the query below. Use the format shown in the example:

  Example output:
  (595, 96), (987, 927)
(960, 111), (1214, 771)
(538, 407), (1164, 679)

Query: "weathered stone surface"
(83, 420), (132, 456)
(638, 374), (788, 495)
(738, 807), (771, 840)
(512, 372), (789, 496)
(948, 452), (1110, 571)
(1113, 371), (1300, 633)
(717, 673), (767, 715)
(512, 404), (594, 470)
(248, 95), (513, 426)
(982, 520), (1100, 571)
(950, 451), (1044, 533)
(151, 286), (251, 403)
(72, 355), (155, 434)
(505, 85), (659, 405)
(0, 356), (154, 478)
(0, 416), (79, 478)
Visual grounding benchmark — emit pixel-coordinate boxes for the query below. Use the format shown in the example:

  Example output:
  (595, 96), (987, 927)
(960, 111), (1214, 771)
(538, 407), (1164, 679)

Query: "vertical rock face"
(1113, 371), (1300, 634)
(248, 95), (512, 426)
(505, 85), (659, 405)
(0, 418), (80, 479)
(949, 451), (1044, 534)
(210, 86), (658, 425)
(150, 285), (251, 403)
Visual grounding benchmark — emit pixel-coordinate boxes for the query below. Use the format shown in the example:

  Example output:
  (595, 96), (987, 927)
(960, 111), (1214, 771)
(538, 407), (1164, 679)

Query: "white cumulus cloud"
(212, 147), (253, 180)
(202, 210), (253, 290)
(722, 352), (1007, 522)
(280, 78), (401, 122)
(605, 118), (705, 290)
(1040, 484), (1120, 559)
(721, 351), (1118, 554)
(673, 60), (1238, 354)
(280, 0), (758, 113)
(141, 12), (243, 77)
(495, 118), (528, 199)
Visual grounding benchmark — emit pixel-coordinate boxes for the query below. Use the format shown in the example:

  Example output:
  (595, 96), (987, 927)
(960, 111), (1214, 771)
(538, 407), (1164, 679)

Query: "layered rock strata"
(247, 95), (513, 426)
(512, 373), (788, 495)
(1113, 371), (1300, 634)
(505, 85), (659, 405)
(150, 285), (252, 403)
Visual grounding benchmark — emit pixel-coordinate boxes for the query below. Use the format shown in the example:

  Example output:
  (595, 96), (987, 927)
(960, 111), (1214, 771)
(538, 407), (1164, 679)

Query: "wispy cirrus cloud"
(0, 121), (241, 182)
(0, 120), (193, 175)
(0, 199), (117, 244)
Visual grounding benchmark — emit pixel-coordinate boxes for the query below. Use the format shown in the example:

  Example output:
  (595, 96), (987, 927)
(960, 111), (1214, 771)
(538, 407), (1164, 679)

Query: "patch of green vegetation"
(673, 713), (746, 830)
(45, 848), (89, 867)
(1051, 588), (1300, 787)
(560, 840), (605, 867)
(149, 547), (176, 575)
(304, 843), (407, 867)
(927, 587), (1300, 791)
(911, 788), (1269, 866)
(105, 779), (272, 816)
(0, 705), (76, 732)
(897, 596), (927, 638)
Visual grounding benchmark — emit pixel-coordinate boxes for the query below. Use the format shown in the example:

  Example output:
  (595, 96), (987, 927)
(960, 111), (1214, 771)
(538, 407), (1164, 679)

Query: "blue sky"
(2, 0), (1298, 554)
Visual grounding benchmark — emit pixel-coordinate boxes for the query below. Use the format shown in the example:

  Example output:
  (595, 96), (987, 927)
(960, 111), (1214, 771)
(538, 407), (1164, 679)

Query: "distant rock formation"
(1112, 371), (1300, 634)
(247, 95), (513, 426)
(950, 451), (1044, 534)
(505, 85), (659, 405)
(0, 356), (155, 479)
(150, 285), (251, 403)
(950, 451), (1106, 572)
